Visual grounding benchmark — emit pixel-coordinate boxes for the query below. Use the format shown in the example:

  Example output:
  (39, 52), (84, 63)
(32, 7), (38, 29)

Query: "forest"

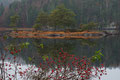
(0, 0), (120, 29)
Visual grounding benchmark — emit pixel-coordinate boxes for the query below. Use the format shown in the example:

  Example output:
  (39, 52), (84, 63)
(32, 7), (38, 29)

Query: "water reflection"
(31, 36), (120, 68)
(100, 68), (120, 80)
(1, 35), (120, 68)
(1, 57), (120, 80)
(0, 35), (120, 79)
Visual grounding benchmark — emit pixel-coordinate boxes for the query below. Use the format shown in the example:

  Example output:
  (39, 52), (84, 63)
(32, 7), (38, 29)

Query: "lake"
(0, 34), (120, 80)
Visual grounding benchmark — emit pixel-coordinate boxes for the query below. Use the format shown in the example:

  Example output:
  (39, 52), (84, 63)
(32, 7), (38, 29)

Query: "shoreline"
(9, 30), (105, 39)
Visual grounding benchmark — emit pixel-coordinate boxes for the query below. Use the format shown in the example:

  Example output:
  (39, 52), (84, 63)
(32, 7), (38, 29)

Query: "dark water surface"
(1, 35), (120, 80)
(15, 35), (120, 68)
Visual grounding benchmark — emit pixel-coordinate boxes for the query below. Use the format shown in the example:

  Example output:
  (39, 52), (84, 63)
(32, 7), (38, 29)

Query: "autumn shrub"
(0, 46), (106, 80)
(30, 49), (106, 80)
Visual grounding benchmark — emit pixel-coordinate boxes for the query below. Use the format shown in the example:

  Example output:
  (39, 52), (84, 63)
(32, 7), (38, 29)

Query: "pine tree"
(49, 4), (76, 30)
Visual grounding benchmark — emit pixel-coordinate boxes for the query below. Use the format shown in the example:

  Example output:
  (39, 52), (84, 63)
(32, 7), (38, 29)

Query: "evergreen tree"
(80, 22), (98, 31)
(49, 4), (76, 30)
(9, 14), (20, 27)
(33, 12), (49, 30)
(1, 0), (120, 28)
(0, 3), (4, 16)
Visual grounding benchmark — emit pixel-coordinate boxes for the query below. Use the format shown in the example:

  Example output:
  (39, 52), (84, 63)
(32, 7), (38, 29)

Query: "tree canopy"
(80, 22), (98, 31)
(33, 12), (49, 30)
(0, 3), (4, 16)
(49, 4), (76, 30)
(9, 14), (20, 27)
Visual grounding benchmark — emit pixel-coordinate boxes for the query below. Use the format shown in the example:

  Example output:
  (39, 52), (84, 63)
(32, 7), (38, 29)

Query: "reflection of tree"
(32, 39), (75, 57)
(19, 38), (97, 65)
(74, 36), (120, 68)
(2, 35), (120, 68)
(80, 39), (96, 47)
(98, 36), (120, 68)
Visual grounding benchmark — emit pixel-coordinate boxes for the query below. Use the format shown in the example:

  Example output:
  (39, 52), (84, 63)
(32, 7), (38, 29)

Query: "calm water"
(16, 35), (120, 67)
(1, 35), (120, 80)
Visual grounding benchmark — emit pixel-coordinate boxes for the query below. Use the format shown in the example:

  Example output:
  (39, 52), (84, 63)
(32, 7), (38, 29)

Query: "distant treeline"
(0, 0), (120, 28)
